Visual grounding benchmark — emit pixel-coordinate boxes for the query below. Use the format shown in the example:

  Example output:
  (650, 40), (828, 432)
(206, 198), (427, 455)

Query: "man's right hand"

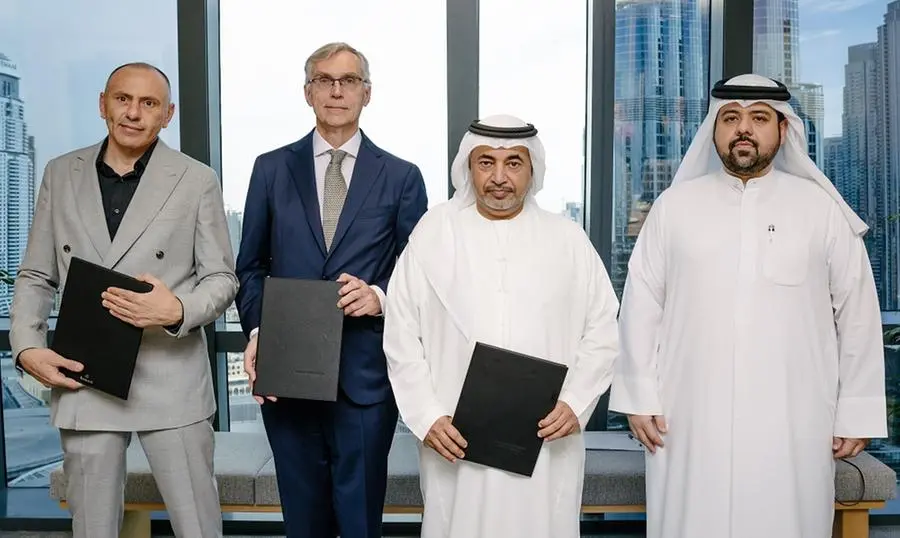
(18, 348), (84, 390)
(627, 414), (667, 454)
(424, 416), (467, 463)
(243, 334), (276, 405)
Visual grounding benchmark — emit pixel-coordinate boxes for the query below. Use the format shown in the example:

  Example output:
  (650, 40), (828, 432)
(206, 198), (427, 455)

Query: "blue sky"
(797, 0), (893, 137)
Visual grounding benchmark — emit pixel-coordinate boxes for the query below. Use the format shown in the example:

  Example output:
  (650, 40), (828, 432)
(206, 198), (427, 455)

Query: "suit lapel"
(72, 144), (113, 259)
(286, 137), (327, 256)
(326, 139), (383, 258)
(103, 141), (186, 268)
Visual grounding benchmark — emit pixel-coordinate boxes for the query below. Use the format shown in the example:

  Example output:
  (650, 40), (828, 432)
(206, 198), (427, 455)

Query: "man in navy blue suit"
(235, 42), (428, 538)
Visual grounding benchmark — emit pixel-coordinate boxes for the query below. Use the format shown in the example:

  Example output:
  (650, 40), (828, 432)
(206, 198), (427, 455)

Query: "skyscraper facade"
(611, 0), (709, 296)
(753, 0), (801, 85)
(875, 0), (900, 310)
(0, 53), (36, 316)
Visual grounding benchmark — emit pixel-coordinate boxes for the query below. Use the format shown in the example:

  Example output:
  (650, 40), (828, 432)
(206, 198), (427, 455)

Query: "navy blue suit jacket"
(235, 130), (428, 405)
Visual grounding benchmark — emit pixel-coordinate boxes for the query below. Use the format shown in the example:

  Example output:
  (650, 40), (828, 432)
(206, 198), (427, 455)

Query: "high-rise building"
(753, 0), (826, 169)
(789, 83), (824, 168)
(225, 209), (243, 261)
(823, 136), (845, 188)
(842, 43), (879, 220)
(753, 0), (801, 85)
(876, 0), (900, 310)
(611, 0), (709, 295)
(0, 53), (36, 315)
(839, 42), (888, 306)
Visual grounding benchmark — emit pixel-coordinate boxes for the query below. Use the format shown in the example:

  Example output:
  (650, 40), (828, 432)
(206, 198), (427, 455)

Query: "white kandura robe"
(609, 169), (887, 538)
(383, 201), (620, 538)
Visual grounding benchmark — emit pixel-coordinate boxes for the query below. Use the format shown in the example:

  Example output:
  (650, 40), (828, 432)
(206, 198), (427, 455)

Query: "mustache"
(730, 135), (757, 150)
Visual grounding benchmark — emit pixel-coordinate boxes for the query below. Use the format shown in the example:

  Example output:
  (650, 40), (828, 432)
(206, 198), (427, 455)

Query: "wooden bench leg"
(832, 509), (869, 538)
(120, 509), (151, 538)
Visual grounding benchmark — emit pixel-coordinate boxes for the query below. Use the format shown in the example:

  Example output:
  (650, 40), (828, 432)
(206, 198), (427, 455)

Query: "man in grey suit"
(9, 62), (236, 538)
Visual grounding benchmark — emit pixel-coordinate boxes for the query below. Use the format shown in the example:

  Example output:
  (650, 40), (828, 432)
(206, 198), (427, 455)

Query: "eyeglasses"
(307, 75), (368, 91)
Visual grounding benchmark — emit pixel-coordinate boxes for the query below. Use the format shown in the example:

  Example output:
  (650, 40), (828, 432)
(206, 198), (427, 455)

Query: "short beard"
(477, 189), (525, 212)
(717, 133), (780, 177)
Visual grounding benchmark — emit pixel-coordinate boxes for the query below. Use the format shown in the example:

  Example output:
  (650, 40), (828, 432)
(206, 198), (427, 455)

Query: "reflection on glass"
(752, 0), (900, 474)
(0, 0), (180, 486)
(226, 352), (264, 432)
(608, 0), (711, 431)
(479, 0), (588, 224)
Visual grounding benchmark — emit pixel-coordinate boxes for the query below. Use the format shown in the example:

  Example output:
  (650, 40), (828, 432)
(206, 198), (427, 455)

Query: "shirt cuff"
(249, 327), (259, 339)
(371, 285), (386, 317)
(163, 321), (183, 336)
(608, 375), (664, 417)
(163, 298), (185, 337)
(14, 350), (28, 378)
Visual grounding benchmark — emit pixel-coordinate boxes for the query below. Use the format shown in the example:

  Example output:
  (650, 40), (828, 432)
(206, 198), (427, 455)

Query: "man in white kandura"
(609, 73), (887, 538)
(383, 115), (620, 538)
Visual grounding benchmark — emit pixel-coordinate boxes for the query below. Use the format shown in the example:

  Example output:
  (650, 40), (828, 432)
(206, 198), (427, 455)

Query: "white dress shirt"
(312, 128), (361, 213)
(250, 128), (384, 339)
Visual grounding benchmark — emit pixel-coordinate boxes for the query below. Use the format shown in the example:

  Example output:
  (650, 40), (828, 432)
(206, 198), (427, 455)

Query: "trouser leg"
(59, 429), (130, 538)
(138, 418), (222, 538)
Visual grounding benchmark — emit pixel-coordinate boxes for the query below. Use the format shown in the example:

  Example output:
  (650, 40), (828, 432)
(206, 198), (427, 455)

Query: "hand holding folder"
(424, 416), (468, 463)
(17, 347), (86, 391)
(51, 257), (153, 400)
(100, 273), (184, 329)
(450, 342), (569, 477)
(537, 400), (580, 441)
(253, 277), (344, 401)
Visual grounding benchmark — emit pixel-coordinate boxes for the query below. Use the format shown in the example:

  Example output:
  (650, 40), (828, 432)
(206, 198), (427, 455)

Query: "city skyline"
(822, 0), (900, 310)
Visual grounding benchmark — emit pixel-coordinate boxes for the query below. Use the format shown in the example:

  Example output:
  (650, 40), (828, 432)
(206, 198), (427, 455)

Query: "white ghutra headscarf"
(671, 73), (867, 236)
(448, 114), (548, 209)
(404, 114), (549, 341)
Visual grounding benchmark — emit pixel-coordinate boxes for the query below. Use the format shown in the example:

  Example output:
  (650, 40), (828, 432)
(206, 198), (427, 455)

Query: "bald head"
(105, 62), (171, 102)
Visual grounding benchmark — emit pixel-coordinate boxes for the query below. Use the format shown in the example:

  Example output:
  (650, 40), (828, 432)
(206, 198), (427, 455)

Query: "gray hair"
(304, 42), (371, 85)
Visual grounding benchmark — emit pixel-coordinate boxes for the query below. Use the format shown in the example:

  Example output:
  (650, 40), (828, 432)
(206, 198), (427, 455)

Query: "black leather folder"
(253, 277), (344, 401)
(451, 342), (569, 477)
(52, 257), (153, 400)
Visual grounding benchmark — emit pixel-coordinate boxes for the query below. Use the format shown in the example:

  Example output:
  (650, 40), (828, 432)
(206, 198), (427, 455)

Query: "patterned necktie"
(322, 149), (348, 251)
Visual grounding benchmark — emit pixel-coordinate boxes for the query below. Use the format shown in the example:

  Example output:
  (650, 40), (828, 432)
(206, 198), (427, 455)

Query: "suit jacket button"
(62, 245), (70, 253)
(156, 250), (165, 259)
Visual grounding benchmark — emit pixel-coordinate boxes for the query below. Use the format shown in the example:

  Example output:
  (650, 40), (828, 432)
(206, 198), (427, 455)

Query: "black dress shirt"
(95, 138), (158, 239)
(95, 137), (181, 332)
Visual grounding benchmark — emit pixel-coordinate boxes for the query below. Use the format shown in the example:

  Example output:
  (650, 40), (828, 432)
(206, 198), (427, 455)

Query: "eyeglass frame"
(305, 74), (370, 91)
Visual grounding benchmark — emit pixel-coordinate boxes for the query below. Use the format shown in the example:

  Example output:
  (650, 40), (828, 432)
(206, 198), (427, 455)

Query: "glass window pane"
(479, 0), (587, 225)
(753, 0), (897, 312)
(753, 0), (900, 477)
(608, 0), (711, 429)
(219, 1), (448, 432)
(0, 0), (180, 487)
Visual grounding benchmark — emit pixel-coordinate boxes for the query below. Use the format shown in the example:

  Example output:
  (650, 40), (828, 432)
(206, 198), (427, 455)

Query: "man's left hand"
(833, 436), (868, 459)
(102, 274), (183, 328)
(336, 273), (381, 316)
(538, 401), (580, 441)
